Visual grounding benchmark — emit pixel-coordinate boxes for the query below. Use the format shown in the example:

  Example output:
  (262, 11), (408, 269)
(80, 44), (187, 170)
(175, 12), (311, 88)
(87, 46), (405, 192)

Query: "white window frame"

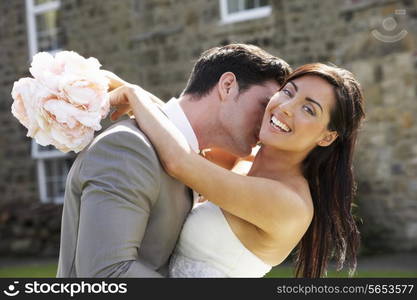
(31, 140), (68, 159)
(26, 0), (68, 203)
(26, 0), (61, 58)
(220, 0), (271, 24)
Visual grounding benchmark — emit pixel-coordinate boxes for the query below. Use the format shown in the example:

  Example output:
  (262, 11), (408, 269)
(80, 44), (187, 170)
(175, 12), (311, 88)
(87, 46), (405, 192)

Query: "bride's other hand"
(108, 85), (135, 121)
(104, 69), (166, 118)
(102, 69), (128, 92)
(103, 70), (135, 120)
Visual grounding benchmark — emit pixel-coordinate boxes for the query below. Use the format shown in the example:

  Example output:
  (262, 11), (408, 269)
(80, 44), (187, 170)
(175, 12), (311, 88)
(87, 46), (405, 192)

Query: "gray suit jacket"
(56, 119), (192, 277)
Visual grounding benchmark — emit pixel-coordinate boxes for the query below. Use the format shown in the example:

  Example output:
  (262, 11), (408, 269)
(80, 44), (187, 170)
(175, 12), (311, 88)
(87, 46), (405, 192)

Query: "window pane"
(36, 9), (58, 33)
(227, 0), (240, 13)
(45, 158), (73, 202)
(37, 29), (63, 52)
(245, 0), (256, 9)
(36, 10), (63, 52)
(227, 0), (269, 14)
(38, 144), (57, 152)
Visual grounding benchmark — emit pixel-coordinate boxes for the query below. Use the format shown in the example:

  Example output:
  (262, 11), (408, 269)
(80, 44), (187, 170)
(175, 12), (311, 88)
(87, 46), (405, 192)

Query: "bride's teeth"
(271, 115), (290, 132)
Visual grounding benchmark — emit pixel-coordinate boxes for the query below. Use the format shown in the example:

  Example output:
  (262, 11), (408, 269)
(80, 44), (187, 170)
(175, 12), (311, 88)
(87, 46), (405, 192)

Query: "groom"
(57, 44), (291, 277)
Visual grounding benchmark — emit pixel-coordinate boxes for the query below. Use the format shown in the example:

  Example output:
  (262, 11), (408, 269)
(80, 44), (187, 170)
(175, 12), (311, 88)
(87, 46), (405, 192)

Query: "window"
(26, 0), (64, 56)
(37, 158), (74, 204)
(31, 141), (68, 159)
(25, 0), (73, 203)
(220, 0), (271, 24)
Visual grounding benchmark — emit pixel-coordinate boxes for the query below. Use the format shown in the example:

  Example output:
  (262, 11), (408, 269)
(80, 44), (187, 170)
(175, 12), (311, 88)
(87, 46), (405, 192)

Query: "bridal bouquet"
(11, 51), (110, 153)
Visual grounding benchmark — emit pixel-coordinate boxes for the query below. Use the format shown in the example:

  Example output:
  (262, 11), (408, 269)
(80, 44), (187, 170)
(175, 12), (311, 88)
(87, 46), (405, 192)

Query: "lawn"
(265, 266), (417, 278)
(0, 263), (416, 278)
(0, 263), (58, 278)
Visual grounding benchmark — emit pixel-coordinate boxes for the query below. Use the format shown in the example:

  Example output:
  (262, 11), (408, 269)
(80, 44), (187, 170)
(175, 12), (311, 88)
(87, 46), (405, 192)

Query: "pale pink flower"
(11, 51), (110, 153)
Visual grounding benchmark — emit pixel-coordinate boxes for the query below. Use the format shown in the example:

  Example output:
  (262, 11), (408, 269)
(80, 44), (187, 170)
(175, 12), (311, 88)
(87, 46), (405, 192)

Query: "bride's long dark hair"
(284, 63), (365, 278)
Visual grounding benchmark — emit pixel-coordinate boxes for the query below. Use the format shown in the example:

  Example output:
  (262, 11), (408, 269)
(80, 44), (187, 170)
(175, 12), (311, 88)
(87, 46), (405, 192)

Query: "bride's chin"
(258, 131), (269, 145)
(258, 133), (284, 150)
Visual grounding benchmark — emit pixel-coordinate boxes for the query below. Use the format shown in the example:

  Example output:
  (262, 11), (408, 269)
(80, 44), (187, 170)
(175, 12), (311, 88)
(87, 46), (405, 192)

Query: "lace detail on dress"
(169, 253), (227, 278)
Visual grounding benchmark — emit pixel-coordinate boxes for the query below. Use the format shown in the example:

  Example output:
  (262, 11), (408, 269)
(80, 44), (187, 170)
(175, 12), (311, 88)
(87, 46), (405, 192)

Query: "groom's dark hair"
(182, 43), (291, 97)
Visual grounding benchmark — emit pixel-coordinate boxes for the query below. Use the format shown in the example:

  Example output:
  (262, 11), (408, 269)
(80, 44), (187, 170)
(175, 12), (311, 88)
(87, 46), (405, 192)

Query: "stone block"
(10, 239), (32, 254)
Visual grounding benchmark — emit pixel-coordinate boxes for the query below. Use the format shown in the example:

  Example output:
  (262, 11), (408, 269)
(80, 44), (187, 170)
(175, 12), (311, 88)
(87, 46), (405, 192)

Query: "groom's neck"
(178, 94), (220, 151)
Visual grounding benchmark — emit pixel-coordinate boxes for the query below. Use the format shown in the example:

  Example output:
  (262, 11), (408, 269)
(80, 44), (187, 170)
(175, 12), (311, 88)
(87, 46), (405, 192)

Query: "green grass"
(265, 266), (417, 278)
(0, 263), (57, 278)
(0, 263), (416, 278)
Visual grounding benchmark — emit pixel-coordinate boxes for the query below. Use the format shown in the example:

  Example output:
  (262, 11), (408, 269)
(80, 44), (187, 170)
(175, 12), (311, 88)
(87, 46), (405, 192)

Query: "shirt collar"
(161, 97), (199, 153)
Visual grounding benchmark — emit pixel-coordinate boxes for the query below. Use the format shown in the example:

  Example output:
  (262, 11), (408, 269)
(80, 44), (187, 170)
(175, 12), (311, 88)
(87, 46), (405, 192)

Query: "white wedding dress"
(168, 201), (272, 277)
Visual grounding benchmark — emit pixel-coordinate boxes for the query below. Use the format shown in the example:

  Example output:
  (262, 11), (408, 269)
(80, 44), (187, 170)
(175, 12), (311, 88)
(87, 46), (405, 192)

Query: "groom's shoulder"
(86, 119), (155, 154)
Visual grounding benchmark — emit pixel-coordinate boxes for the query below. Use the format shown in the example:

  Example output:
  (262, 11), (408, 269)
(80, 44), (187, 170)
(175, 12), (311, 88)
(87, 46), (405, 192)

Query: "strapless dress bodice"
(169, 201), (272, 277)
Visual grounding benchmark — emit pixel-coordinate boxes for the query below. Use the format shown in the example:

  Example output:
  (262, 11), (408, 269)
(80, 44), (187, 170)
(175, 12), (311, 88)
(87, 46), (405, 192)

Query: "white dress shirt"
(161, 97), (200, 205)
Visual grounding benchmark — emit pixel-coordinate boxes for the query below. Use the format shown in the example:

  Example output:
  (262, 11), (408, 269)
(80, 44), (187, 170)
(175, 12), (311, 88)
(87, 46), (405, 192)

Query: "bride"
(107, 63), (365, 278)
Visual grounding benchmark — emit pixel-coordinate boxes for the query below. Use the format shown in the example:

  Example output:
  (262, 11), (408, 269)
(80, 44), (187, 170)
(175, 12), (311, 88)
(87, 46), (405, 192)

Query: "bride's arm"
(115, 86), (312, 238)
(103, 69), (165, 114)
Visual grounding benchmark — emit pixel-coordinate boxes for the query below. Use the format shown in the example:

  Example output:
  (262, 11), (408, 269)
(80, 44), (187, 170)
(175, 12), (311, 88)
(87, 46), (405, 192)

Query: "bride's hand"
(109, 85), (155, 122)
(102, 69), (129, 92)
(108, 85), (136, 121)
(104, 69), (166, 121)
(102, 69), (134, 120)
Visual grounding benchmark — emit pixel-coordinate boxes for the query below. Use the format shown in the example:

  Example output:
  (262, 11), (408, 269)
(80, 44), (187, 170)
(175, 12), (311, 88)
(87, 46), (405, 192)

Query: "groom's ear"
(218, 72), (239, 101)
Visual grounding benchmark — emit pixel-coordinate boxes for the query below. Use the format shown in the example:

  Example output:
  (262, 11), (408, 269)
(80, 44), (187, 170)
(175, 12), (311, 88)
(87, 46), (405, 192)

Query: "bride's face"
(259, 75), (338, 153)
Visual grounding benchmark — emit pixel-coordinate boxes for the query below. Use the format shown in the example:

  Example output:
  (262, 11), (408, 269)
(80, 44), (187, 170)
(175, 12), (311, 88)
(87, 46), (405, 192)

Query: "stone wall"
(0, 202), (62, 257)
(0, 0), (416, 255)
(0, 0), (38, 206)
(336, 0), (417, 252)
